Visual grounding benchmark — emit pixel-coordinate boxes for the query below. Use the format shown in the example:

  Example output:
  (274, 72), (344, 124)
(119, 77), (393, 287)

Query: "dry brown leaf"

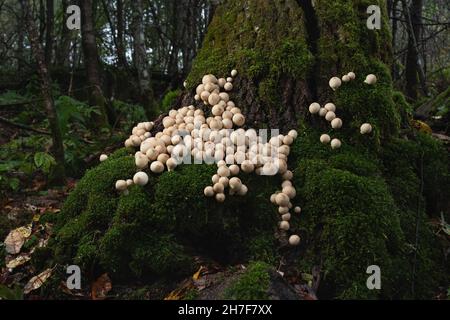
(192, 266), (204, 280)
(91, 273), (112, 300)
(4, 226), (32, 254)
(6, 254), (31, 269)
(164, 279), (194, 300)
(23, 268), (53, 294)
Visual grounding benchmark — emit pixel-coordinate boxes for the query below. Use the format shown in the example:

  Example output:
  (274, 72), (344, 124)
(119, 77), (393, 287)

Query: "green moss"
(161, 90), (181, 113)
(224, 261), (271, 300)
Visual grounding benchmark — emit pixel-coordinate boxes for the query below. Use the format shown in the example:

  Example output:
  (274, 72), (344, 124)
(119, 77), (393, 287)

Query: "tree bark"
(131, 0), (155, 119)
(116, 0), (127, 68)
(44, 0), (54, 66)
(80, 0), (113, 127)
(56, 0), (72, 67)
(20, 0), (66, 184)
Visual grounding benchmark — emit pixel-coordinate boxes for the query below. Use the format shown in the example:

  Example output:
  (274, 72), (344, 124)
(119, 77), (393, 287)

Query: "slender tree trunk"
(80, 0), (113, 127)
(56, 0), (72, 67)
(131, 0), (154, 119)
(20, 0), (66, 184)
(116, 0), (127, 68)
(44, 0), (54, 66)
(16, 5), (25, 74)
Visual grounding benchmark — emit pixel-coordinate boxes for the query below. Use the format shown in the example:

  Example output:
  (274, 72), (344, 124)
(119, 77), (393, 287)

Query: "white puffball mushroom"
(219, 176), (229, 187)
(150, 160), (165, 173)
(217, 166), (230, 177)
(278, 206), (289, 214)
(324, 103), (336, 112)
(115, 180), (127, 191)
(229, 177), (242, 190)
(281, 213), (291, 221)
(294, 206), (301, 213)
(364, 74), (377, 85)
(360, 123), (373, 134)
(135, 154), (149, 169)
(226, 77), (233, 82)
(208, 93), (220, 105)
(289, 235), (301, 246)
(275, 193), (290, 207)
(232, 113), (245, 126)
(331, 118), (343, 129)
(325, 111), (336, 122)
(224, 82), (233, 91)
(237, 184), (248, 196)
(288, 130), (298, 139)
(342, 75), (350, 82)
(213, 182), (225, 193)
(212, 174), (220, 184)
(126, 179), (134, 186)
(218, 78), (226, 88)
(241, 160), (254, 173)
(231, 69), (238, 77)
(279, 221), (290, 231)
(133, 171), (149, 186)
(282, 170), (293, 180)
(318, 108), (328, 117)
(215, 193), (225, 202)
(329, 76), (342, 90)
(204, 186), (214, 197)
(347, 72), (356, 80)
(166, 158), (177, 171)
(99, 154), (108, 162)
(331, 138), (341, 149)
(320, 134), (331, 144)
(229, 164), (240, 176)
(308, 102), (320, 114)
(281, 180), (292, 188)
(282, 186), (296, 199)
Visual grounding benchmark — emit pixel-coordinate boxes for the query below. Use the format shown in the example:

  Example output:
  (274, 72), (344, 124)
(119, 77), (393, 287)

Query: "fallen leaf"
(164, 279), (193, 300)
(23, 268), (53, 294)
(6, 254), (31, 269)
(192, 266), (204, 280)
(91, 273), (112, 300)
(4, 226), (32, 254)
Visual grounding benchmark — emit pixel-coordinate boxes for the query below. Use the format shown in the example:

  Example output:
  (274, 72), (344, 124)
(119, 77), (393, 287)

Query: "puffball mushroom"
(282, 186), (296, 199)
(329, 76), (342, 90)
(133, 172), (149, 186)
(288, 130), (298, 139)
(166, 158), (177, 171)
(278, 206), (289, 214)
(115, 180), (127, 191)
(281, 213), (291, 221)
(135, 154), (149, 169)
(204, 186), (214, 197)
(150, 160), (165, 173)
(208, 93), (220, 105)
(217, 166), (230, 177)
(99, 154), (108, 162)
(325, 111), (336, 122)
(279, 221), (290, 231)
(232, 113), (245, 126)
(331, 118), (343, 129)
(215, 193), (225, 202)
(237, 184), (248, 196)
(308, 102), (320, 114)
(342, 75), (350, 82)
(213, 183), (225, 193)
(231, 69), (238, 77)
(324, 103), (336, 112)
(294, 206), (301, 213)
(229, 177), (242, 190)
(229, 164), (240, 176)
(320, 134), (331, 144)
(347, 71), (356, 80)
(360, 123), (373, 134)
(330, 138), (341, 149)
(219, 177), (229, 187)
(126, 179), (134, 186)
(241, 160), (254, 173)
(275, 193), (290, 207)
(318, 108), (328, 117)
(218, 78), (226, 87)
(224, 82), (233, 91)
(212, 174), (220, 184)
(289, 235), (301, 246)
(364, 74), (377, 85)
(282, 170), (293, 180)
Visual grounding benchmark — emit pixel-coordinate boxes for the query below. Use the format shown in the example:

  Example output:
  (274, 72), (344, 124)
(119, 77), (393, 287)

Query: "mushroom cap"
(218, 176), (229, 187)
(237, 184), (248, 196)
(288, 130), (298, 139)
(330, 138), (342, 149)
(115, 180), (127, 191)
(329, 76), (342, 90)
(325, 111), (336, 121)
(347, 71), (356, 79)
(229, 177), (242, 190)
(275, 193), (290, 207)
(213, 182), (225, 193)
(229, 164), (240, 176)
(231, 69), (238, 77)
(208, 93), (220, 106)
(279, 221), (290, 231)
(318, 108), (328, 117)
(294, 206), (302, 213)
(215, 193), (225, 202)
(126, 179), (134, 186)
(342, 75), (350, 82)
(320, 134), (331, 144)
(283, 135), (294, 145)
(278, 206), (289, 214)
(241, 160), (255, 173)
(150, 160), (165, 173)
(308, 102), (321, 114)
(135, 154), (149, 169)
(360, 123), (372, 134)
(282, 186), (296, 199)
(331, 118), (343, 129)
(324, 103), (336, 112)
(281, 213), (291, 221)
(224, 82), (233, 91)
(217, 166), (230, 177)
(204, 186), (214, 197)
(289, 235), (301, 246)
(232, 113), (245, 126)
(133, 171), (149, 186)
(270, 193), (277, 204)
(364, 74), (377, 84)
(282, 170), (293, 180)
(166, 157), (177, 170)
(99, 154), (108, 162)
(212, 174), (220, 184)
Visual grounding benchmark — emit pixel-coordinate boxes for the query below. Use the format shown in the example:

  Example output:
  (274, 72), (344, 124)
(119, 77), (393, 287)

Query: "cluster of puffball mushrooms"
(309, 72), (375, 148)
(98, 70), (377, 248)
